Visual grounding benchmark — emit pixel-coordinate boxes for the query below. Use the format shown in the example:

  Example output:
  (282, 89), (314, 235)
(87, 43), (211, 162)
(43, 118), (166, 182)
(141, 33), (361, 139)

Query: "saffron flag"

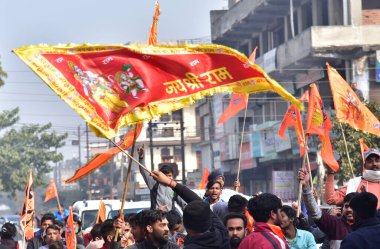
(96, 200), (106, 224)
(20, 172), (34, 240)
(299, 90), (309, 103)
(217, 93), (248, 124)
(14, 44), (301, 139)
(65, 207), (77, 249)
(66, 123), (142, 183)
(306, 83), (338, 171)
(327, 64), (380, 137)
(278, 104), (305, 157)
(306, 83), (333, 136)
(359, 138), (370, 164)
(44, 180), (58, 202)
(197, 167), (210, 190)
(248, 46), (258, 64)
(148, 1), (160, 46)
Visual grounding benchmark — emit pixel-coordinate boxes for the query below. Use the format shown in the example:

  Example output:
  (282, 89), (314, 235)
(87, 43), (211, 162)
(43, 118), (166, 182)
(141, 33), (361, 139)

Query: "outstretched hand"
(137, 144), (144, 159)
(150, 170), (176, 188)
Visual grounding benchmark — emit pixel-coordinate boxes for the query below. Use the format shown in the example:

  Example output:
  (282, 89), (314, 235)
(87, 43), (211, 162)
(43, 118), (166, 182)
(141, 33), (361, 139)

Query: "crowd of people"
(0, 147), (379, 249)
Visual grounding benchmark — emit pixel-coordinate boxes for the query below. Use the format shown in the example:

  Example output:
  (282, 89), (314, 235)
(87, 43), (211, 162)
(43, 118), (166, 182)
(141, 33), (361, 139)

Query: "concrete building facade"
(206, 0), (380, 199)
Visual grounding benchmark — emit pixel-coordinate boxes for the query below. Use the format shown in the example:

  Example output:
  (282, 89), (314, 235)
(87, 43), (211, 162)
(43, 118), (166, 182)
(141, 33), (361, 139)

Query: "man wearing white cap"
(325, 148), (380, 209)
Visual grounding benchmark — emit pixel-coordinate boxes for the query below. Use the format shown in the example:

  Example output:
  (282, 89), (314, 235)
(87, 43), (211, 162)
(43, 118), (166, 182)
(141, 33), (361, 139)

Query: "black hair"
(48, 241), (64, 249)
(100, 219), (115, 241)
(207, 169), (224, 182)
(53, 220), (64, 228)
(159, 165), (174, 175)
(45, 224), (60, 237)
(129, 211), (147, 227)
(166, 210), (182, 231)
(41, 213), (55, 225)
(228, 195), (248, 213)
(224, 213), (247, 228)
(90, 223), (103, 240)
(247, 193), (282, 222)
(343, 192), (359, 204)
(0, 222), (16, 239)
(124, 213), (136, 223)
(280, 205), (296, 225)
(206, 180), (222, 190)
(350, 192), (378, 220)
(143, 210), (166, 228)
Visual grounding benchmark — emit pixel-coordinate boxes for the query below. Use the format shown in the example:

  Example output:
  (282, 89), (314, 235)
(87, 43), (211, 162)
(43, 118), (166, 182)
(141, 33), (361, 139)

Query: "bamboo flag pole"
(113, 125), (139, 242)
(297, 135), (312, 217)
(235, 95), (249, 192)
(339, 122), (355, 178)
(56, 194), (63, 215)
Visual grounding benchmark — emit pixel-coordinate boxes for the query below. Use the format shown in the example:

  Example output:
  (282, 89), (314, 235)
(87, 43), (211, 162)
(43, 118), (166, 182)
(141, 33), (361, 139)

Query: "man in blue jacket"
(340, 192), (380, 249)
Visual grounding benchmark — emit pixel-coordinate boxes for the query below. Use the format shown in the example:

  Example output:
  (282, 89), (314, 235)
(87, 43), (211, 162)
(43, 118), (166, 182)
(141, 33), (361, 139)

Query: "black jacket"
(172, 183), (230, 249)
(340, 217), (380, 249)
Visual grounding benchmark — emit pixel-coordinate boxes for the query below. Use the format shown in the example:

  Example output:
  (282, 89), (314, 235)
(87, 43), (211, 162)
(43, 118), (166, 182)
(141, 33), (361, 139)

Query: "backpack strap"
(260, 232), (280, 249)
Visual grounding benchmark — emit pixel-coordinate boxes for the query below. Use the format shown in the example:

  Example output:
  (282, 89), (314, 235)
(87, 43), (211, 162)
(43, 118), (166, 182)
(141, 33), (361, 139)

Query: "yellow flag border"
(14, 43), (302, 139)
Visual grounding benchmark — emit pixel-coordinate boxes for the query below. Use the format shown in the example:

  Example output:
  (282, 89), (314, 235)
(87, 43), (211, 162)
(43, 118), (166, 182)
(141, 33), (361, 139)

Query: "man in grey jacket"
(138, 146), (186, 211)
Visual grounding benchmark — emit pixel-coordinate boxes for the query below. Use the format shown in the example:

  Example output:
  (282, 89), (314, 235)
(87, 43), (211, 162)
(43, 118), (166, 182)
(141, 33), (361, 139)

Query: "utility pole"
(149, 121), (154, 171)
(86, 123), (91, 199)
(78, 125), (81, 166)
(180, 110), (186, 185)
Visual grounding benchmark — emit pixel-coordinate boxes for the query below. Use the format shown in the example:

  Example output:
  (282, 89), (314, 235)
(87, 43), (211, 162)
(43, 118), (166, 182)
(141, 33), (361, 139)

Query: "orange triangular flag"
(218, 93), (248, 124)
(148, 1), (160, 46)
(320, 132), (339, 172)
(197, 167), (210, 190)
(44, 180), (58, 202)
(65, 123), (142, 183)
(359, 138), (370, 164)
(248, 46), (258, 64)
(305, 83), (338, 171)
(299, 90), (309, 103)
(327, 64), (380, 137)
(65, 207), (77, 249)
(20, 171), (35, 240)
(306, 83), (333, 136)
(96, 200), (106, 224)
(278, 105), (305, 157)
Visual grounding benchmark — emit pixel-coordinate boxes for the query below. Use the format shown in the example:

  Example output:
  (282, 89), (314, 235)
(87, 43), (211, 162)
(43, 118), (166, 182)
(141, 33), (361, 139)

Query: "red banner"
(14, 44), (300, 139)
(44, 180), (58, 202)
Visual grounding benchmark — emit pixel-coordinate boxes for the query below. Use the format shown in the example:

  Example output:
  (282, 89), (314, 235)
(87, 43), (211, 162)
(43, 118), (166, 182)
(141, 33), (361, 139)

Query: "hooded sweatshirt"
(172, 183), (230, 249)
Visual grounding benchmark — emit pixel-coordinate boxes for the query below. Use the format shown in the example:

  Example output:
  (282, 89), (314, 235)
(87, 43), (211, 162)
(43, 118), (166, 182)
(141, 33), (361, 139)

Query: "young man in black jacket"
(150, 170), (230, 249)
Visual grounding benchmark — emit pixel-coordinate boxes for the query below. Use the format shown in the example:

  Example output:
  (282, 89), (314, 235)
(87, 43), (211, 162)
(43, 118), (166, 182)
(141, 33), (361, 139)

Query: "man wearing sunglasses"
(298, 168), (358, 249)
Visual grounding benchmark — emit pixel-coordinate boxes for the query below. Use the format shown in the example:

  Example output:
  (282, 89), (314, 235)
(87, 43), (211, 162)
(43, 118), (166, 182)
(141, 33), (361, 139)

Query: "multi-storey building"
(203, 0), (380, 199)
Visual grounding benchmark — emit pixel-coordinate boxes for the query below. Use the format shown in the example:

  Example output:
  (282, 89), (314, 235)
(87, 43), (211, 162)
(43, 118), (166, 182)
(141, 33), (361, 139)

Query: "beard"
(153, 231), (168, 244)
(230, 236), (243, 248)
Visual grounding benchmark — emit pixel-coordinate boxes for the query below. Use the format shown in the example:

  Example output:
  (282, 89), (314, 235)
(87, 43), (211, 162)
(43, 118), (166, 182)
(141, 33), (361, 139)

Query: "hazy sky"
(0, 0), (227, 159)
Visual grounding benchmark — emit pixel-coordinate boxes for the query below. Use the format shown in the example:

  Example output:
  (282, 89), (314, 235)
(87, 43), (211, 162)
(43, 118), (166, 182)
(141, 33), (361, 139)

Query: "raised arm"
(298, 168), (322, 221)
(137, 145), (156, 190)
(324, 172), (346, 206)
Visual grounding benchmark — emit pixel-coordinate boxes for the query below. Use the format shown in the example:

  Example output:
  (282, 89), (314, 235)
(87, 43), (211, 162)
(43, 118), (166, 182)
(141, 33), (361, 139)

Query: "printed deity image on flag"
(14, 44), (301, 139)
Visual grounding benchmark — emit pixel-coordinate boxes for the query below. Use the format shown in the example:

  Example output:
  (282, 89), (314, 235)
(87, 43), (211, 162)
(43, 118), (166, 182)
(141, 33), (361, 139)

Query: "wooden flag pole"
(113, 125), (139, 242)
(339, 122), (355, 178)
(297, 135), (311, 217)
(235, 95), (249, 192)
(56, 194), (63, 215)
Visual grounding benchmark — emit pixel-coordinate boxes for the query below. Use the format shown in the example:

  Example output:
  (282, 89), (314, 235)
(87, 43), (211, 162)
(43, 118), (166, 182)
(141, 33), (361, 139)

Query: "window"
(161, 148), (170, 157)
(172, 110), (182, 122)
(160, 113), (171, 122)
(162, 127), (174, 137)
(174, 147), (182, 162)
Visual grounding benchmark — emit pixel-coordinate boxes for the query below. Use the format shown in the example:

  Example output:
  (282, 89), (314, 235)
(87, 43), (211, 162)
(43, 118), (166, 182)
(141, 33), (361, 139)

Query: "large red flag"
(14, 44), (301, 139)
(44, 180), (58, 202)
(278, 104), (305, 157)
(306, 83), (338, 171)
(217, 93), (248, 124)
(65, 123), (142, 183)
(20, 172), (34, 240)
(327, 64), (380, 137)
(197, 167), (210, 190)
(65, 207), (77, 249)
